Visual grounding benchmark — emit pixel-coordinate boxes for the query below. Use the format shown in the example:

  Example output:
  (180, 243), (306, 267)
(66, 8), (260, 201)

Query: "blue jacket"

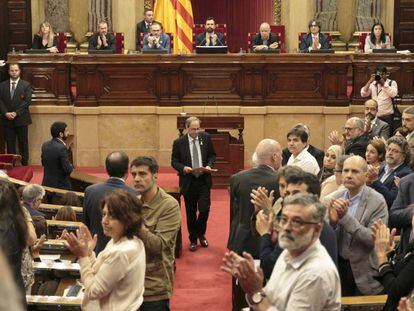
(143, 33), (170, 52)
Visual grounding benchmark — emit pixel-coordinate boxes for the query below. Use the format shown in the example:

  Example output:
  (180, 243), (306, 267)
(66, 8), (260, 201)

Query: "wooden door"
(394, 0), (414, 51)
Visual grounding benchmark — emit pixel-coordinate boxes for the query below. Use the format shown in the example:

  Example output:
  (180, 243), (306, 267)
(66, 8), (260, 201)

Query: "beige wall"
(27, 105), (378, 167)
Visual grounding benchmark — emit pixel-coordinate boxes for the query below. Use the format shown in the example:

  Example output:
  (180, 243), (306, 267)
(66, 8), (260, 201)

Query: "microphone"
(214, 96), (219, 116)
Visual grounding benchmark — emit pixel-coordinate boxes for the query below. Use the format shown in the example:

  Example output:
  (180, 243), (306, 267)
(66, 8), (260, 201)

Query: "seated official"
(365, 22), (392, 53)
(63, 191), (146, 310)
(300, 19), (330, 53)
(88, 20), (116, 52)
(252, 22), (279, 51)
(143, 23), (171, 52)
(32, 21), (59, 53)
(136, 9), (162, 51)
(196, 17), (226, 47)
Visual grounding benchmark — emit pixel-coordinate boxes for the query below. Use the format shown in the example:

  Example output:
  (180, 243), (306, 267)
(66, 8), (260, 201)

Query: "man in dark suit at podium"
(300, 19), (330, 53)
(171, 116), (216, 252)
(252, 22), (279, 51)
(88, 20), (116, 52)
(41, 121), (73, 190)
(83, 151), (138, 254)
(196, 17), (226, 46)
(0, 63), (32, 165)
(136, 9), (162, 51)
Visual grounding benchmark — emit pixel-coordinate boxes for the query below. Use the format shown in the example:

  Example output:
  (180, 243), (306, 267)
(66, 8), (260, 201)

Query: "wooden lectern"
(177, 116), (244, 188)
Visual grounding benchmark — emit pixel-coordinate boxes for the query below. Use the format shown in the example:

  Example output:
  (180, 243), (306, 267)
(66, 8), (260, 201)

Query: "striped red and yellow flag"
(154, 0), (194, 54)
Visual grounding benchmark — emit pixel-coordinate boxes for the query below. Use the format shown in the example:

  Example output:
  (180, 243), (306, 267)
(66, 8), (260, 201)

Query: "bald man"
(323, 156), (388, 296)
(364, 99), (390, 139)
(227, 138), (282, 310)
(252, 22), (279, 51)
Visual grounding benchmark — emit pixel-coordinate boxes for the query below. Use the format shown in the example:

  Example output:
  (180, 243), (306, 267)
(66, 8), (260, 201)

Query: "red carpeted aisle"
(30, 166), (232, 310)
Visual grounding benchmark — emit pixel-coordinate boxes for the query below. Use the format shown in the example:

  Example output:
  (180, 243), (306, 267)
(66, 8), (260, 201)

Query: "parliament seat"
(247, 24), (286, 53)
(341, 295), (387, 308)
(113, 32), (124, 54)
(39, 203), (83, 221)
(193, 23), (227, 48)
(57, 32), (68, 53)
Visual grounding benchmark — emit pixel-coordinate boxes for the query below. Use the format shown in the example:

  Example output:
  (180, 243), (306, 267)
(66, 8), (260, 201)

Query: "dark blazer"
(259, 220), (338, 279)
(32, 34), (59, 49)
(300, 32), (330, 53)
(0, 79), (32, 128)
(196, 32), (226, 46)
(282, 144), (324, 169)
(171, 132), (216, 195)
(252, 33), (279, 49)
(345, 135), (369, 158)
(83, 178), (138, 254)
(370, 163), (412, 208)
(227, 165), (280, 258)
(368, 118), (390, 140)
(88, 32), (116, 52)
(376, 242), (414, 311)
(136, 20), (162, 50)
(389, 173), (414, 255)
(41, 138), (73, 190)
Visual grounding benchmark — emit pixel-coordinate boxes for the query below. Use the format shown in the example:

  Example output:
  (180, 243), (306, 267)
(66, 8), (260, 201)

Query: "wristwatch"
(251, 290), (266, 304)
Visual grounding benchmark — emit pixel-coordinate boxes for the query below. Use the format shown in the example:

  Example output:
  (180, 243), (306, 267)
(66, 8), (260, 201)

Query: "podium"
(177, 116), (244, 188)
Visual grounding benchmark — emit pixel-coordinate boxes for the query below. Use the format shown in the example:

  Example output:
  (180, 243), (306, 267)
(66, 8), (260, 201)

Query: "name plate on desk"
(196, 46), (228, 54)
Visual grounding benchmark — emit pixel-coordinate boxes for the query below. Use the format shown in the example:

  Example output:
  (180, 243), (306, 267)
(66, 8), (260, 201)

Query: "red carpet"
(30, 166), (232, 310)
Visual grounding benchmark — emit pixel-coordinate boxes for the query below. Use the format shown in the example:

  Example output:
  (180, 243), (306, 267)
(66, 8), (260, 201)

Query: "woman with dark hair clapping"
(64, 190), (146, 311)
(365, 22), (392, 53)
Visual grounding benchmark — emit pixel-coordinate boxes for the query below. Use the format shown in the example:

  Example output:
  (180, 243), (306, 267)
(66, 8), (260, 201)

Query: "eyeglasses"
(343, 127), (357, 131)
(276, 216), (319, 229)
(386, 148), (403, 154)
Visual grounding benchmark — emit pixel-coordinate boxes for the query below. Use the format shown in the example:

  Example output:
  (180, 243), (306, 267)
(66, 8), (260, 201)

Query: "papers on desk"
(34, 261), (80, 271)
(39, 254), (61, 261)
(397, 50), (411, 54)
(192, 167), (218, 173)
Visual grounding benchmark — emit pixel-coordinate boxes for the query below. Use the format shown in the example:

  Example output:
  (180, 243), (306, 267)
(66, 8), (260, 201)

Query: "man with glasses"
(299, 19), (330, 53)
(367, 136), (412, 208)
(323, 155), (388, 295)
(221, 194), (341, 310)
(328, 117), (368, 158)
(143, 23), (171, 52)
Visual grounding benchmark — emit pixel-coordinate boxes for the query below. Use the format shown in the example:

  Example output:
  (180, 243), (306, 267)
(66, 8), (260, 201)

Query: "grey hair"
(292, 123), (310, 136)
(283, 193), (326, 224)
(22, 184), (45, 204)
(387, 135), (411, 164)
(185, 116), (201, 128)
(348, 117), (364, 130)
(403, 106), (414, 115)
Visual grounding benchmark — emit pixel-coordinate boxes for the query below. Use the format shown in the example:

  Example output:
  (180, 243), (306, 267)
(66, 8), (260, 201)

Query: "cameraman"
(361, 65), (398, 135)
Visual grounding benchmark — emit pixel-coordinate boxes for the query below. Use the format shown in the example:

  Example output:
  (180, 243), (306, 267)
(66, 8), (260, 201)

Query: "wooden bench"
(341, 295), (387, 308)
(47, 220), (82, 239)
(27, 295), (82, 310)
(39, 203), (83, 221)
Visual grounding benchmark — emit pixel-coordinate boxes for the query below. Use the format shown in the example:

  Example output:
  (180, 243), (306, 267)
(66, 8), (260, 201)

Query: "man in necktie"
(0, 63), (32, 165)
(196, 17), (226, 47)
(299, 19), (330, 53)
(172, 116), (216, 252)
(136, 9), (162, 51)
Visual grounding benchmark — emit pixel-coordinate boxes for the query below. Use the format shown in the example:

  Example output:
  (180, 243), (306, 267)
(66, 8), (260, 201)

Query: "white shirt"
(79, 237), (146, 311)
(188, 135), (202, 168)
(361, 79), (398, 117)
(257, 240), (341, 311)
(287, 148), (320, 175)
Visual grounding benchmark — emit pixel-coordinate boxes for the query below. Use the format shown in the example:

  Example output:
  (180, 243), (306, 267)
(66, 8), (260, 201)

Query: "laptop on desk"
(310, 49), (334, 54)
(196, 46), (228, 54)
(88, 49), (115, 54)
(24, 49), (50, 54)
(373, 48), (397, 53)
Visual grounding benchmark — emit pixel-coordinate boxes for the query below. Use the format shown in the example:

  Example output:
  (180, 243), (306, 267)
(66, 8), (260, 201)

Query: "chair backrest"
(298, 32), (332, 49)
(139, 32), (174, 52)
(247, 24), (286, 53)
(57, 32), (67, 53)
(193, 23), (227, 49)
(360, 32), (392, 52)
(113, 32), (124, 54)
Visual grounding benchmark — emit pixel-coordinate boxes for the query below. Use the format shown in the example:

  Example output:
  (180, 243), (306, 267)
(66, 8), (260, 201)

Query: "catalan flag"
(154, 0), (194, 54)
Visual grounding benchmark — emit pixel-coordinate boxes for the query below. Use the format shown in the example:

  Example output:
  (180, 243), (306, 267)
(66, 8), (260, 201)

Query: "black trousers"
(338, 256), (361, 297)
(4, 125), (29, 165)
(232, 276), (248, 311)
(183, 175), (211, 243)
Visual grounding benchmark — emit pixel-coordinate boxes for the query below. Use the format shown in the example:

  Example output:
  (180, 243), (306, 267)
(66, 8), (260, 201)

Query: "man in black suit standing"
(282, 123), (324, 169)
(88, 20), (116, 52)
(136, 9), (162, 51)
(300, 19), (330, 53)
(0, 63), (32, 165)
(41, 121), (73, 190)
(83, 151), (138, 254)
(171, 116), (216, 252)
(227, 138), (281, 311)
(252, 22), (279, 51)
(196, 17), (225, 46)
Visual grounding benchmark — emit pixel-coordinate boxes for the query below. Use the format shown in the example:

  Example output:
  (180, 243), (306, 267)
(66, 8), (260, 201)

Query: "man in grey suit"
(0, 63), (32, 165)
(364, 99), (390, 139)
(82, 151), (138, 254)
(323, 155), (388, 295)
(143, 23), (170, 52)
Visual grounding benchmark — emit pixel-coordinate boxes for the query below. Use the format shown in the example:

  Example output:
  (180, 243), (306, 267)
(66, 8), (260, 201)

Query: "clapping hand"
(366, 164), (379, 184)
(269, 42), (279, 49)
(63, 225), (97, 258)
(31, 234), (47, 258)
(256, 210), (273, 236)
(328, 130), (344, 146)
(251, 186), (273, 213)
(372, 219), (396, 265)
(398, 298), (414, 311)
